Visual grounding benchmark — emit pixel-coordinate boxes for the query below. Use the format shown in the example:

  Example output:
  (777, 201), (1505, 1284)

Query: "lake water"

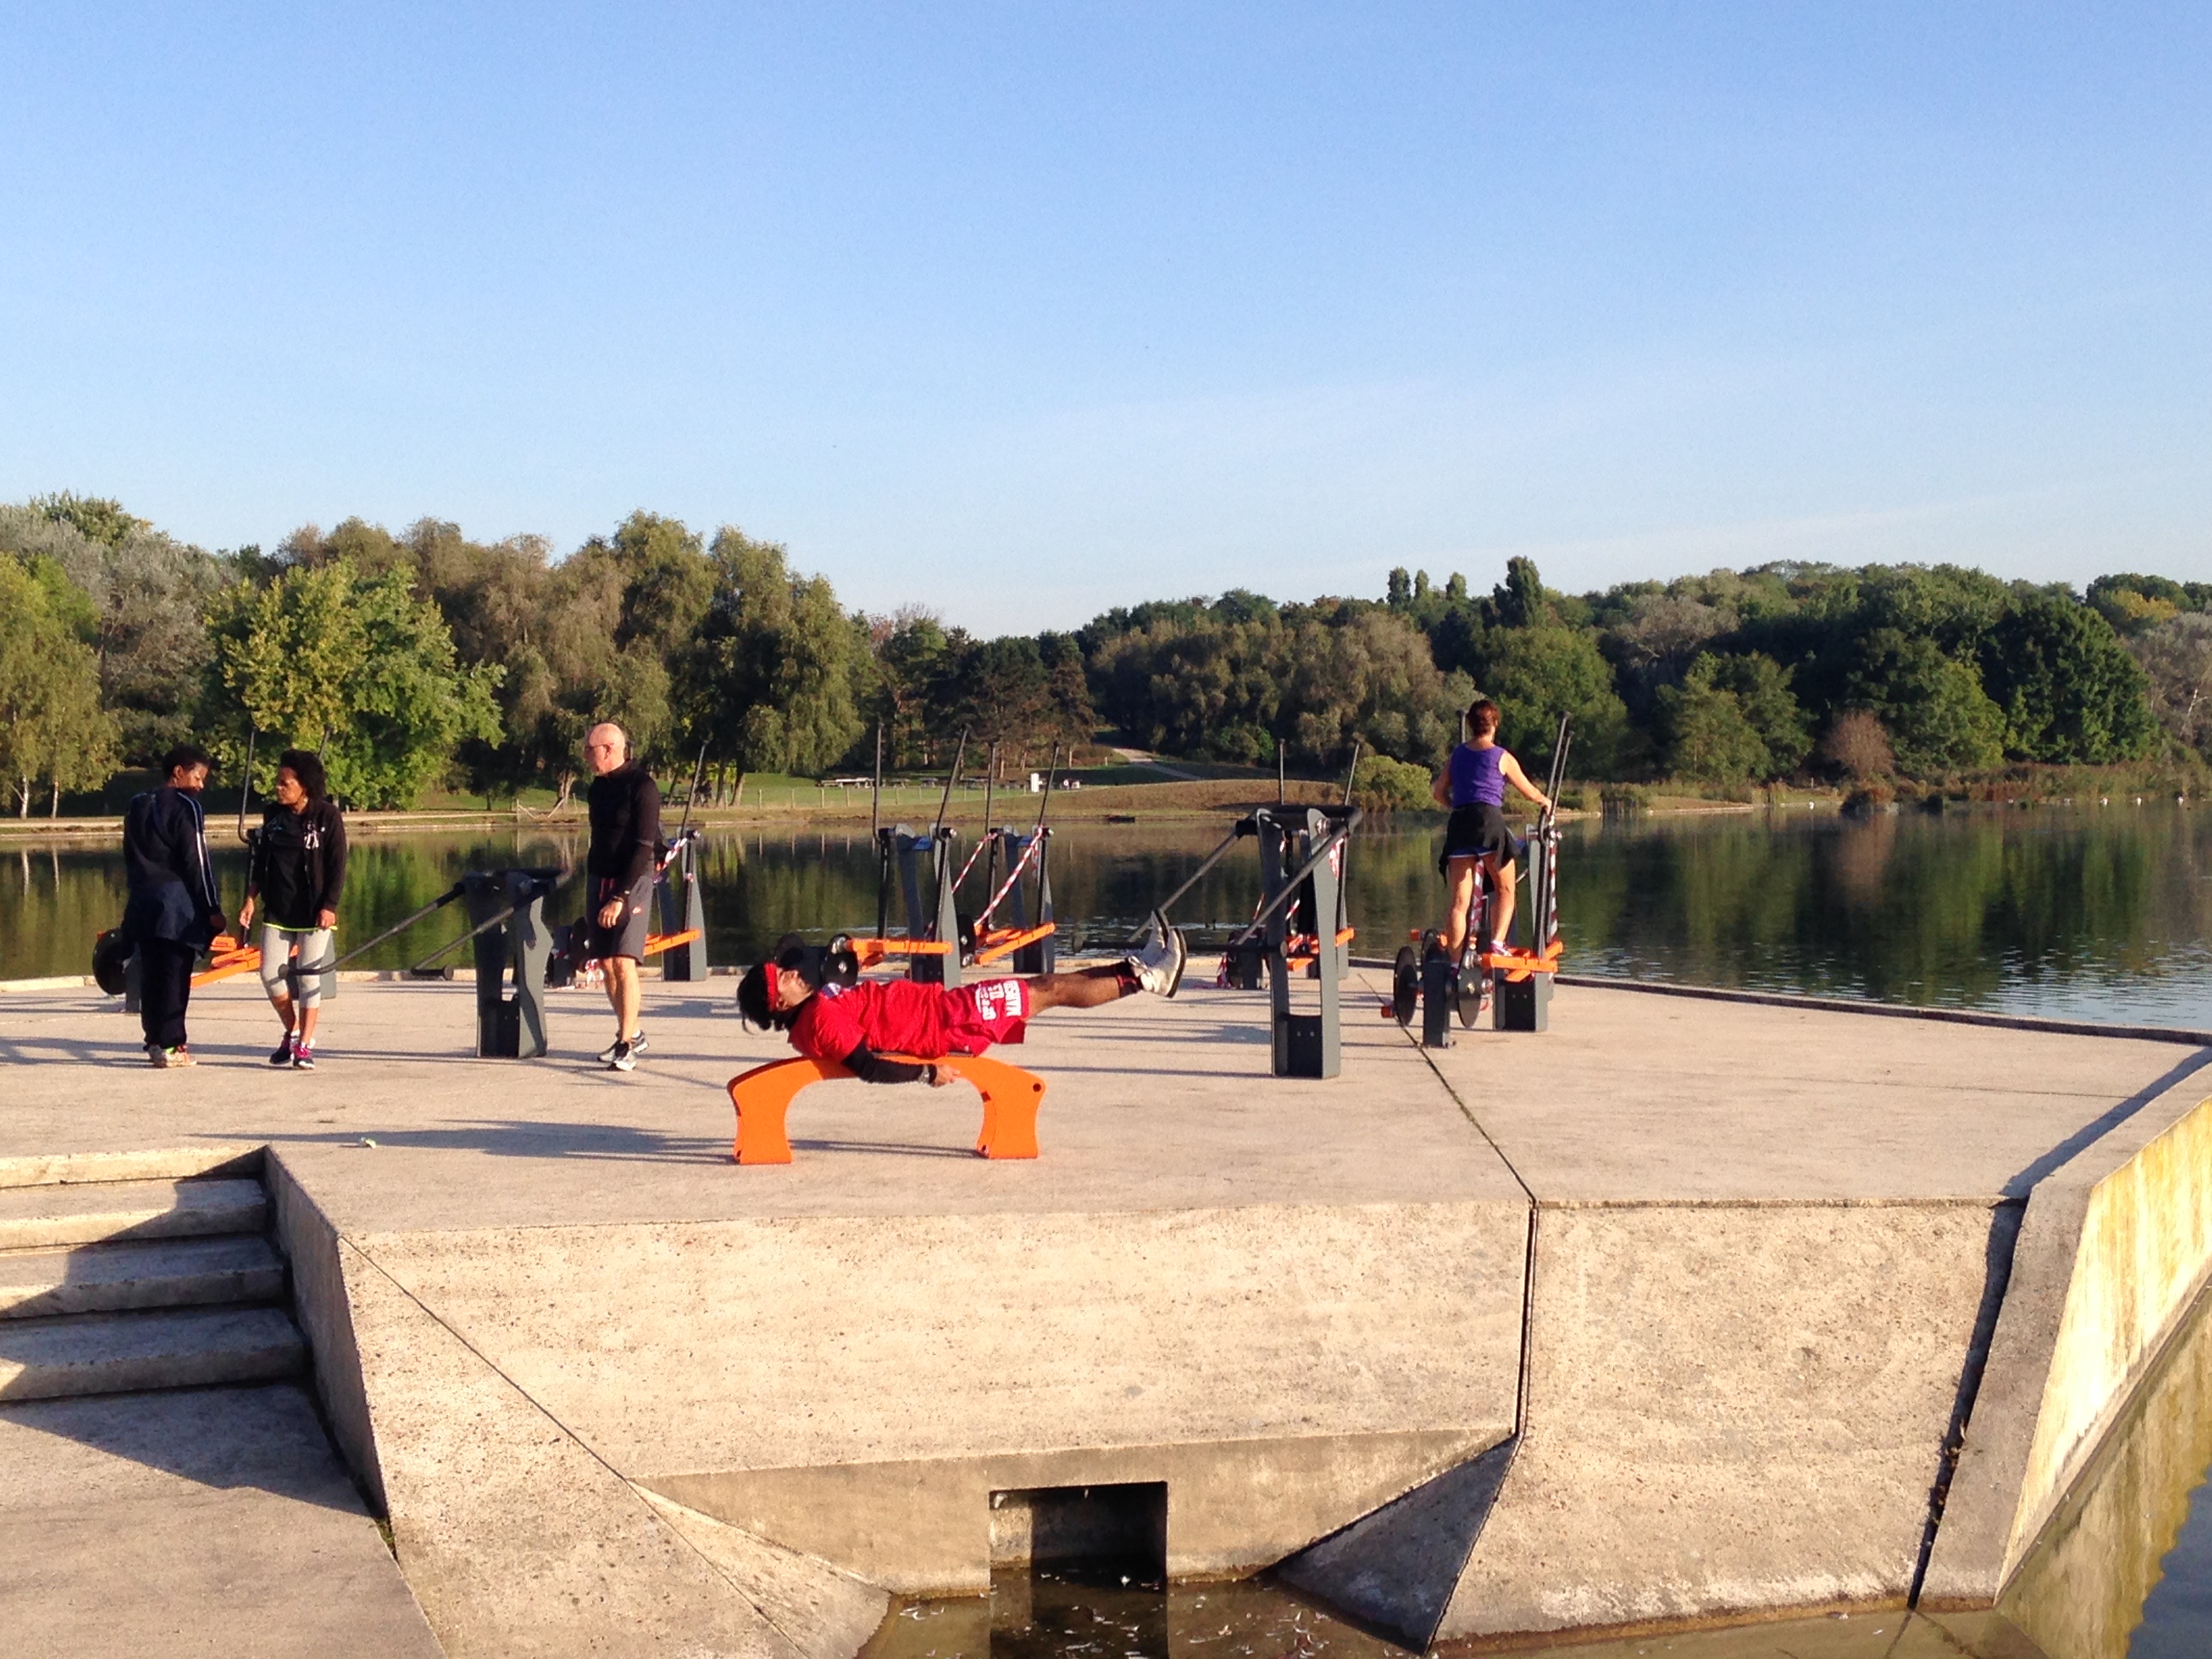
(6, 804), (2208, 1031)
(5, 802), (2211, 1654)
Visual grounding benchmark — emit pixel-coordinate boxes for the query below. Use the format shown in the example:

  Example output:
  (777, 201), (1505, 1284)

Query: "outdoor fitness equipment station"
(1158, 801), (1362, 1080)
(1392, 713), (1572, 1046)
(859, 731), (1061, 986)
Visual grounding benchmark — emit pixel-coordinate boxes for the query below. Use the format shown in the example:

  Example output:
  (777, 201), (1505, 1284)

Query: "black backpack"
(92, 927), (134, 996)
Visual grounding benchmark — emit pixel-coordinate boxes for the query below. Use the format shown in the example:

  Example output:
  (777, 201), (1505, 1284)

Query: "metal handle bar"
(1225, 808), (1363, 947)
(320, 881), (468, 973)
(407, 869), (575, 972)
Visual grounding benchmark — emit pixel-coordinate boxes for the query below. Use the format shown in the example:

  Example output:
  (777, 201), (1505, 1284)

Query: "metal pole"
(931, 726), (969, 841)
(237, 729), (256, 839)
(324, 881), (468, 972)
(1277, 741), (1286, 805)
(676, 739), (708, 839)
(409, 869), (575, 972)
(871, 722), (883, 840)
(1147, 823), (1250, 929)
(1033, 743), (1060, 838)
(1341, 739), (1362, 806)
(979, 741), (998, 901)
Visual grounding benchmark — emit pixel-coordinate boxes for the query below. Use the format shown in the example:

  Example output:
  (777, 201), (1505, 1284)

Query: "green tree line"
(2, 491), (2205, 815)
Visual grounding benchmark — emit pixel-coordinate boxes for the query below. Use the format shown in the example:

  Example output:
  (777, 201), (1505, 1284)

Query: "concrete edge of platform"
(1345, 959), (2212, 1046)
(0, 1143), (265, 1190)
(1921, 1074), (2212, 1608)
(266, 1149), (390, 1517)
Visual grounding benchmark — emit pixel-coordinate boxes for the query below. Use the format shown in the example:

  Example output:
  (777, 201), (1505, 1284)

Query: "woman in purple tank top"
(1429, 699), (1553, 956)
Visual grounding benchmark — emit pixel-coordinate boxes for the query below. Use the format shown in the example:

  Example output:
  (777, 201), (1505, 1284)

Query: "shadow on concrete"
(260, 1120), (731, 1164)
(0, 1380), (367, 1515)
(790, 1137), (979, 1160)
(2001, 1047), (2212, 1200)
(0, 1033), (154, 1065)
(1271, 1436), (1517, 1651)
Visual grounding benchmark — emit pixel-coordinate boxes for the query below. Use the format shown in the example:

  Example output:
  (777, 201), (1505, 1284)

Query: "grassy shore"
(7, 755), (2198, 842)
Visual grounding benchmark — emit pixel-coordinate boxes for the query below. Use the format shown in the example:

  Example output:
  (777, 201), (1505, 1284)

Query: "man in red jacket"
(737, 918), (1187, 1086)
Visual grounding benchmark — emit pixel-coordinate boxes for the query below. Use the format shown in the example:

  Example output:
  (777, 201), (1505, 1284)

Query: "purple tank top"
(1448, 743), (1506, 808)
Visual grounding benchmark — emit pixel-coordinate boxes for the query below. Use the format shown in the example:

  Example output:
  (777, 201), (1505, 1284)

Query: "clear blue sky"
(4, 3), (2207, 630)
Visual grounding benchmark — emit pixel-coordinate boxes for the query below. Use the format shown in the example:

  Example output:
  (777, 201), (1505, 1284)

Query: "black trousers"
(138, 938), (198, 1050)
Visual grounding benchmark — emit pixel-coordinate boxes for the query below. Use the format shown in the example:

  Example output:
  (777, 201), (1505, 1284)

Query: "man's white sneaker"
(1127, 911), (1188, 998)
(596, 1031), (647, 1064)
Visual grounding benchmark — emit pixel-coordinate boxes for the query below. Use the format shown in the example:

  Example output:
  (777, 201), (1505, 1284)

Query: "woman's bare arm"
(1431, 768), (1452, 807)
(1500, 752), (1551, 810)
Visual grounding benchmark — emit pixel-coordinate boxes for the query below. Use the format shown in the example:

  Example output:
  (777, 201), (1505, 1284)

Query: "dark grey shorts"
(584, 874), (654, 961)
(1439, 804), (1515, 874)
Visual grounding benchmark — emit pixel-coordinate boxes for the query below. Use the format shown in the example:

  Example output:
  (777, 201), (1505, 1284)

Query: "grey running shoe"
(607, 1040), (637, 1073)
(1127, 911), (1188, 998)
(596, 1031), (647, 1064)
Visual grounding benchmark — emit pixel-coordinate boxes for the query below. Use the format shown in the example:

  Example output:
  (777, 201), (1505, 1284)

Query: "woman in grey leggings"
(237, 750), (348, 1069)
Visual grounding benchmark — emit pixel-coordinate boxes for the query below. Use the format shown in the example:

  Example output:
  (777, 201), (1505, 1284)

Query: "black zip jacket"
(247, 800), (348, 929)
(121, 787), (222, 947)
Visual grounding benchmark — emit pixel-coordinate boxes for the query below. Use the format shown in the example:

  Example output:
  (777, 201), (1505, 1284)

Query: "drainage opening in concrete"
(989, 1483), (1168, 1585)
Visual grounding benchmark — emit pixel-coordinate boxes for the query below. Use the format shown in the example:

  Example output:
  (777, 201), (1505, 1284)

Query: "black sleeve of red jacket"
(842, 1043), (930, 1084)
(621, 772), (661, 890)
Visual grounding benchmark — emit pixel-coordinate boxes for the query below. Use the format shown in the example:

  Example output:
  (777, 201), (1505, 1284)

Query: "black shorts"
(585, 874), (654, 961)
(1440, 804), (1514, 874)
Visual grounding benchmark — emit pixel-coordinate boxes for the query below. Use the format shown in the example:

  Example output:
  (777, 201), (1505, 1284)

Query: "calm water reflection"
(5, 805), (2207, 1029)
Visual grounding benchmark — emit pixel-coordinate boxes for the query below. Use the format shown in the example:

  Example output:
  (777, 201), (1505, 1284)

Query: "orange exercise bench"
(725, 1052), (1046, 1164)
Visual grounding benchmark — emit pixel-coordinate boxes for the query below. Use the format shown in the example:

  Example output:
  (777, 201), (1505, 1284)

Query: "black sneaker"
(596, 1031), (647, 1064)
(607, 1040), (636, 1073)
(269, 1033), (295, 1067)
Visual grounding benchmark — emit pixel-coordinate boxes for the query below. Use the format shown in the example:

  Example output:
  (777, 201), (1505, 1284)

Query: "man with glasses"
(583, 722), (661, 1071)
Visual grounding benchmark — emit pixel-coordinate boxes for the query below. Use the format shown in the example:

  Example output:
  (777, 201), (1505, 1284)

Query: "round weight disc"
(1456, 966), (1485, 1028)
(1392, 945), (1418, 1025)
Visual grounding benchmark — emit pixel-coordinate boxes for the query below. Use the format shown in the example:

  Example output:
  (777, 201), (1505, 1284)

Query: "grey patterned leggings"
(258, 924), (335, 1008)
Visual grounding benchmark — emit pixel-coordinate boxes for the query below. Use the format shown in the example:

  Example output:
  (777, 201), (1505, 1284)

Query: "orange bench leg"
(726, 1057), (838, 1164)
(725, 1052), (1046, 1163)
(940, 1054), (1045, 1160)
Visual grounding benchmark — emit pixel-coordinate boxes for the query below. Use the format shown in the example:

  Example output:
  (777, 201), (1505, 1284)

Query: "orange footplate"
(725, 1052), (1046, 1164)
(191, 935), (263, 988)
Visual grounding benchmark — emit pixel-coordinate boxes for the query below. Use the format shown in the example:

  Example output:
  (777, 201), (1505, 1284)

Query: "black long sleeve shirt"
(587, 764), (662, 889)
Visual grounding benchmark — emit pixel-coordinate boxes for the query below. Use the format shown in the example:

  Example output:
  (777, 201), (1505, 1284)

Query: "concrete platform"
(1, 969), (2207, 1656)
(0, 1382), (439, 1658)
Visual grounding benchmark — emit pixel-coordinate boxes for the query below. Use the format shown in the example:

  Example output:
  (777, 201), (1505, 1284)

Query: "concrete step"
(0, 1178), (266, 1251)
(0, 1305), (307, 1401)
(0, 1236), (287, 1319)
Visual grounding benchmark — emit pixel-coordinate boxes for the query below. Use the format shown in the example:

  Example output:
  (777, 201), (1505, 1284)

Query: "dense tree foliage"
(0, 554), (118, 814)
(2, 491), (2198, 807)
(204, 559), (503, 808)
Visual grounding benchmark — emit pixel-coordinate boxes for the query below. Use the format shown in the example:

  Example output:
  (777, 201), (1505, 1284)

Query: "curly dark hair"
(276, 749), (329, 803)
(736, 962), (799, 1031)
(159, 742), (213, 781)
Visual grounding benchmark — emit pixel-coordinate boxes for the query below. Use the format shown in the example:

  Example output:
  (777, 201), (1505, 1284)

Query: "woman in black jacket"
(237, 750), (347, 1070)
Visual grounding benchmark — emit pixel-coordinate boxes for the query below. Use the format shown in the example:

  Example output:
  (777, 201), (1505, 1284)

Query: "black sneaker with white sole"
(596, 1031), (647, 1064)
(607, 1040), (637, 1073)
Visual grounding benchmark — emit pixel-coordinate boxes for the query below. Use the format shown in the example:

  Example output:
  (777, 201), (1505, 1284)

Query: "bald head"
(584, 722), (629, 777)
